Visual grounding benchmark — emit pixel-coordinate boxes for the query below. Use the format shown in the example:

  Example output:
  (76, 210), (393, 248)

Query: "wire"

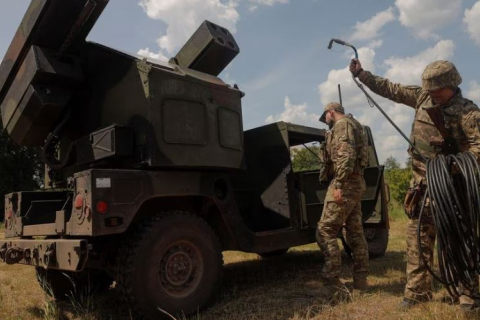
(418, 152), (480, 297)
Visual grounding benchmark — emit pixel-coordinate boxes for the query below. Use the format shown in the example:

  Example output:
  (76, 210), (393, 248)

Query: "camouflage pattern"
(359, 69), (480, 184)
(317, 178), (368, 282)
(422, 61), (462, 91)
(405, 205), (435, 301)
(359, 64), (480, 304)
(317, 114), (369, 283)
(325, 115), (369, 187)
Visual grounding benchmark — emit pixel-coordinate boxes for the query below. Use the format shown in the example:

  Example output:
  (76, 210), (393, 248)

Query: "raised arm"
(350, 59), (421, 108)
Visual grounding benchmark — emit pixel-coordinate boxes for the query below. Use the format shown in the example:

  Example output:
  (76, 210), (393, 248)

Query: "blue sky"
(1, 0), (480, 165)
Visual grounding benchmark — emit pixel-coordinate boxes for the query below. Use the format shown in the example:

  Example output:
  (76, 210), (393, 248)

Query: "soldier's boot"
(353, 278), (369, 291)
(398, 298), (420, 310)
(459, 295), (480, 315)
(317, 278), (345, 299)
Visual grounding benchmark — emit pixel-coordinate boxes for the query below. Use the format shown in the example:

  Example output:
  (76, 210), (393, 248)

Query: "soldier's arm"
(333, 121), (356, 190)
(462, 108), (480, 161)
(358, 71), (421, 108)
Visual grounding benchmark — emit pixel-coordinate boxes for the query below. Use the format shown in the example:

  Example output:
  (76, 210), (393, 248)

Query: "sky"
(1, 0), (480, 166)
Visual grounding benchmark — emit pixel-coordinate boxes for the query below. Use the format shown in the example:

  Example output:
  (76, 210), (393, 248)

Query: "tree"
(0, 116), (43, 220)
(291, 145), (320, 172)
(383, 156), (412, 204)
(384, 156), (400, 171)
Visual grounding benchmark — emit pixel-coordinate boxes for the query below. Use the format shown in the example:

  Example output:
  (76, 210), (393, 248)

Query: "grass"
(0, 205), (475, 320)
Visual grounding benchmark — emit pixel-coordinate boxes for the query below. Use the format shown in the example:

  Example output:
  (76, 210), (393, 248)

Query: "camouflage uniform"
(357, 60), (480, 304)
(317, 108), (369, 284)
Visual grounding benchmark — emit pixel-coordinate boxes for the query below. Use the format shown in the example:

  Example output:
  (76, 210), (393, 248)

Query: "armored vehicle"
(0, 1), (389, 318)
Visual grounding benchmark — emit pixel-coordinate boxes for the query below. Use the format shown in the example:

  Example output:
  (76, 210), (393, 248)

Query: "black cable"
(419, 152), (480, 297)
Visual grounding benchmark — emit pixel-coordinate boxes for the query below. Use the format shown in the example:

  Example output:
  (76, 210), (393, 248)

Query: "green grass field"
(0, 207), (475, 320)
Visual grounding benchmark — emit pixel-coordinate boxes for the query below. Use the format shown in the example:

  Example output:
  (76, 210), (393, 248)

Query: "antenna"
(338, 84), (342, 105)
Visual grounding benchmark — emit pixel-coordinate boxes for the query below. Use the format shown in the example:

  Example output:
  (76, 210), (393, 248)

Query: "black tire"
(116, 212), (223, 320)
(258, 248), (289, 258)
(35, 268), (114, 300)
(365, 227), (389, 259)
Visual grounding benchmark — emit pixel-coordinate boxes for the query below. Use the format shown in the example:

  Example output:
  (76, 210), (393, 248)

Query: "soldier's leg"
(404, 209), (436, 302)
(316, 200), (345, 283)
(317, 187), (357, 283)
(344, 199), (369, 282)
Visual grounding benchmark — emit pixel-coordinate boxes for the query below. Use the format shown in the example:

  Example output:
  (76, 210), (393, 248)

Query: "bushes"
(0, 117), (43, 219)
(383, 156), (412, 204)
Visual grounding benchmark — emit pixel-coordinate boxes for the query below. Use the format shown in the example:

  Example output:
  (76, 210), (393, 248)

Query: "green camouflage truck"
(0, 1), (389, 319)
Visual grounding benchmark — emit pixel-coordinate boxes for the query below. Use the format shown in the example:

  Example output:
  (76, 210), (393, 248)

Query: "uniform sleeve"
(359, 71), (422, 109)
(462, 109), (480, 162)
(333, 121), (356, 189)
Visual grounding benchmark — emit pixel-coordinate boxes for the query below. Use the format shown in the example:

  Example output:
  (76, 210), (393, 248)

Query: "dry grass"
(0, 210), (476, 320)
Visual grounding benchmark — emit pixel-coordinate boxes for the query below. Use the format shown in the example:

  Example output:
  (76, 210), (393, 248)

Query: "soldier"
(317, 102), (370, 295)
(349, 59), (480, 310)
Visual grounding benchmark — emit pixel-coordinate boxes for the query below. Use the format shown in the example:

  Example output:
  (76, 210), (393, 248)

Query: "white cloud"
(464, 1), (480, 47)
(350, 7), (396, 42)
(137, 47), (168, 61)
(466, 81), (480, 101)
(368, 39), (384, 49)
(265, 96), (320, 128)
(249, 0), (288, 11)
(384, 40), (455, 85)
(318, 45), (377, 108)
(138, 0), (240, 57)
(395, 0), (462, 39)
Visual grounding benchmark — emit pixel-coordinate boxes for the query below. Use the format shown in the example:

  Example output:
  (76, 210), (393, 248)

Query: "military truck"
(0, 1), (389, 319)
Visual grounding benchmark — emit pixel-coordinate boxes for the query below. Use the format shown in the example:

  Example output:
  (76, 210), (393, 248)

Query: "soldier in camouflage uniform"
(350, 59), (480, 310)
(317, 102), (370, 294)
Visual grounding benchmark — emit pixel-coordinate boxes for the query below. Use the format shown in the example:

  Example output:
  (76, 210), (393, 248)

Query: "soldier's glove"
(403, 185), (423, 219)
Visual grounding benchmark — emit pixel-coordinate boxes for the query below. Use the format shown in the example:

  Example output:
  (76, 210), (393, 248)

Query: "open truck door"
(294, 126), (389, 257)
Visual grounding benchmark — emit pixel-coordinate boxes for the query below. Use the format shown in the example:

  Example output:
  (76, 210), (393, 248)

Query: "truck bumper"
(0, 239), (88, 272)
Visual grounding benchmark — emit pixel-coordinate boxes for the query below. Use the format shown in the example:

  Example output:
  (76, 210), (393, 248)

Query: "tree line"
(0, 114), (43, 220)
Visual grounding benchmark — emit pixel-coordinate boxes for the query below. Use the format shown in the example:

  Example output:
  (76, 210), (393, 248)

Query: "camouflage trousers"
(405, 199), (479, 305)
(316, 178), (368, 283)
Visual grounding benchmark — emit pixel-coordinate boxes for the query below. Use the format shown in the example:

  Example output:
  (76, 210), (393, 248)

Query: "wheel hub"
(159, 241), (203, 298)
(364, 228), (376, 240)
(165, 251), (193, 286)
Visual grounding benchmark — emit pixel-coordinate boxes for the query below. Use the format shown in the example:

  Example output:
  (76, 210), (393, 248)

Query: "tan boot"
(353, 278), (369, 291)
(316, 278), (345, 299)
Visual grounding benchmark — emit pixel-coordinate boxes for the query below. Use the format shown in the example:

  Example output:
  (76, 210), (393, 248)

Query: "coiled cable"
(419, 151), (480, 297)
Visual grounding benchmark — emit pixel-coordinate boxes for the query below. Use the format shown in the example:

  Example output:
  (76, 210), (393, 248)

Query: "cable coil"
(420, 151), (480, 297)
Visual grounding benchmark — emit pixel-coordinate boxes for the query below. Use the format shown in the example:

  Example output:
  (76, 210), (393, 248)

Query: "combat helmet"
(422, 60), (462, 91)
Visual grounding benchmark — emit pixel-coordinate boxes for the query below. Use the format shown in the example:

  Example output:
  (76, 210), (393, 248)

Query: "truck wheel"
(35, 268), (113, 300)
(258, 248), (289, 258)
(365, 228), (389, 258)
(116, 212), (223, 319)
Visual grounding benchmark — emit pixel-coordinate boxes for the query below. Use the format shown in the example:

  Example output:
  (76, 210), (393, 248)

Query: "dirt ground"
(0, 214), (477, 320)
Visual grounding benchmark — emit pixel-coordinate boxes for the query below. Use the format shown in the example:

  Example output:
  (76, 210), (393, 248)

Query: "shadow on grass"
(26, 305), (69, 320)
(39, 249), (407, 320)
(200, 249), (408, 319)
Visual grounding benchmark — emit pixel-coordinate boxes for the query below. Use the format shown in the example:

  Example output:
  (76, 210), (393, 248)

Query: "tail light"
(96, 201), (108, 214)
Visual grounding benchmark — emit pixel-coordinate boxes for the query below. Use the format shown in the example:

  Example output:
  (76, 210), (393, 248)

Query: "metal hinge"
(137, 58), (152, 99)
